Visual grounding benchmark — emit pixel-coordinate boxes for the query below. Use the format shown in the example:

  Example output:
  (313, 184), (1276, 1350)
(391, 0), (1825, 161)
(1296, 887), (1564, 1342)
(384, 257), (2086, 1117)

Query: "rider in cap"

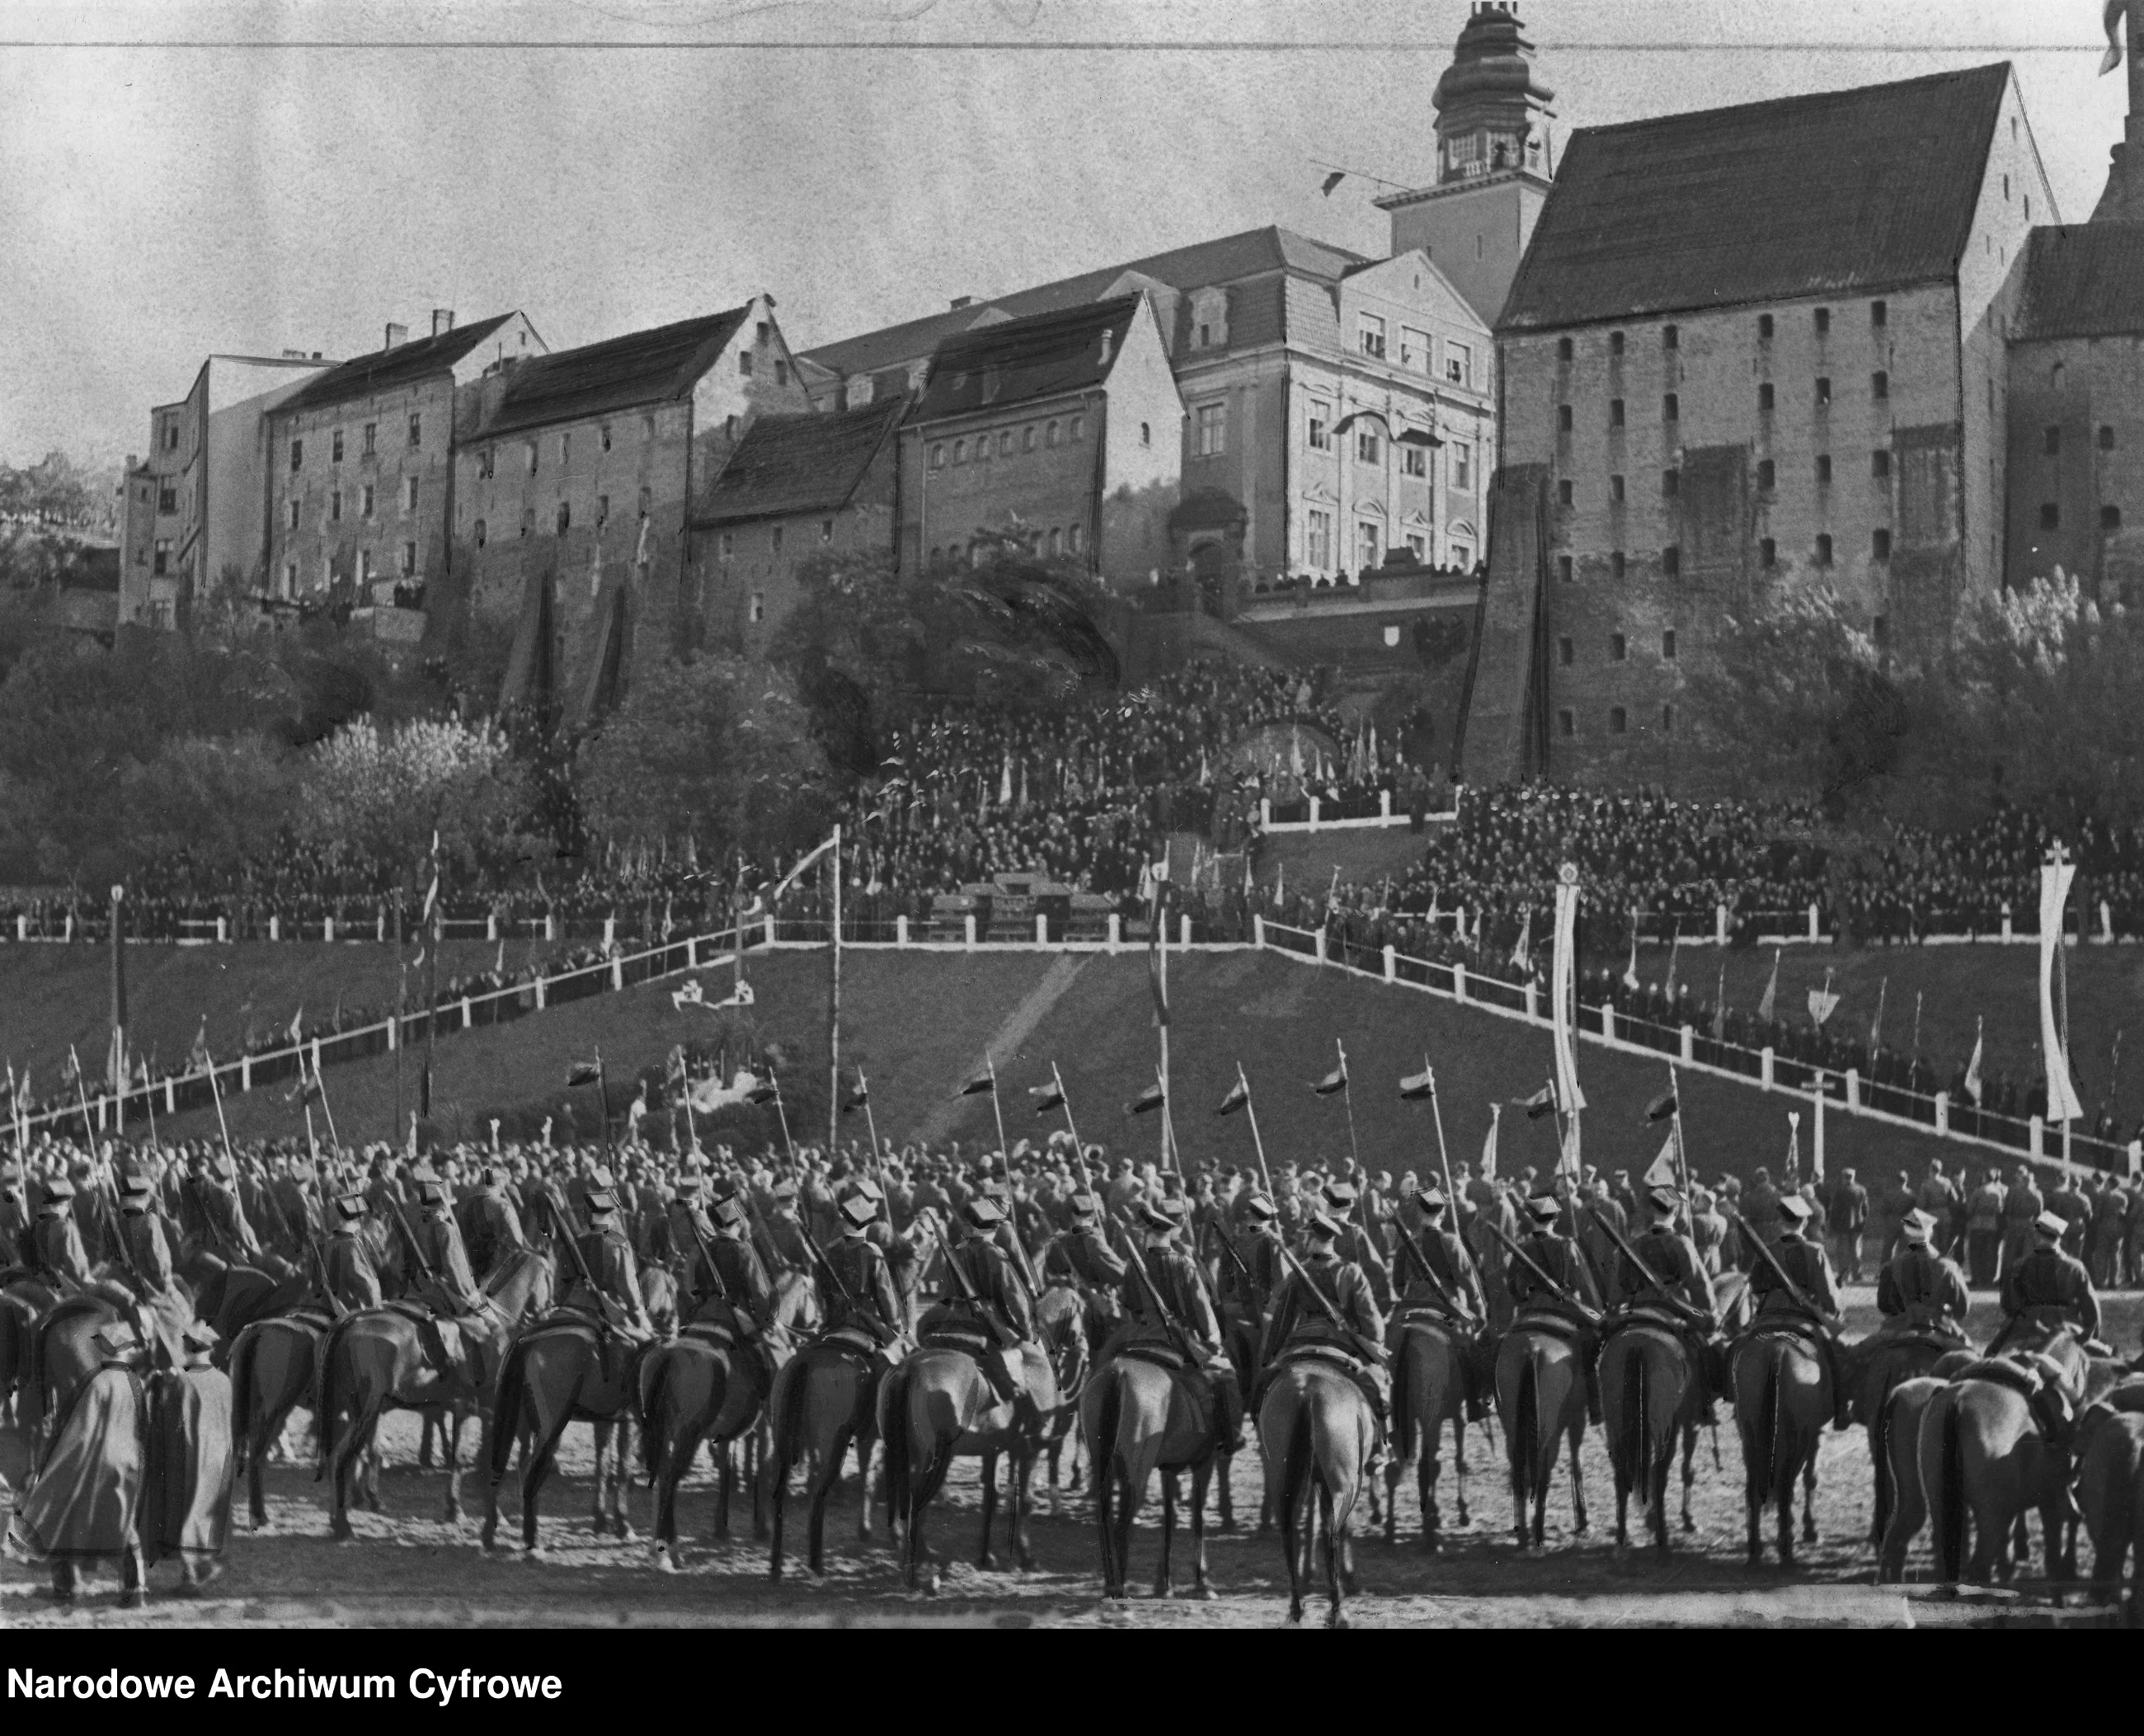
(323, 1192), (383, 1312)
(924, 1196), (1038, 1409)
(1873, 1208), (1971, 1347)
(1996, 1208), (2103, 1350)
(821, 1190), (907, 1362)
(1231, 1191), (1287, 1315)
(565, 1179), (652, 1353)
(1320, 1178), (1394, 1309)
(1256, 1207), (1389, 1439)
(409, 1173), (485, 1378)
(1116, 1195), (1242, 1452)
(1388, 1186), (1491, 1420)
(1749, 1193), (1852, 1428)
(1508, 1193), (1605, 1423)
(116, 1162), (195, 1367)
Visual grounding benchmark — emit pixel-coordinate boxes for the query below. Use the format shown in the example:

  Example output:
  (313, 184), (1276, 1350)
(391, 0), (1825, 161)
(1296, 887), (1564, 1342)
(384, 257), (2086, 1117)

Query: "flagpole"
(203, 1048), (237, 1175)
(595, 1050), (615, 1169)
(858, 1066), (885, 1173)
(421, 835), (441, 1125)
(1051, 1061), (1091, 1193)
(828, 821), (842, 1156)
(1423, 1059), (1457, 1207)
(303, 1101), (321, 1169)
(1158, 1068), (1182, 1178)
(1239, 1063), (1274, 1193)
(1157, 890), (1173, 1173)
(772, 1080), (795, 1164)
(986, 1053), (1010, 1163)
(1337, 1037), (1362, 1175)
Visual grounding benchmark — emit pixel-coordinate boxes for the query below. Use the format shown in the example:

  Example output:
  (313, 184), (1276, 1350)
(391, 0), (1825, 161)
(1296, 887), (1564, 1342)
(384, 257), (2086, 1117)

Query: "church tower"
(1375, 3), (1557, 326)
(2093, 1), (2144, 221)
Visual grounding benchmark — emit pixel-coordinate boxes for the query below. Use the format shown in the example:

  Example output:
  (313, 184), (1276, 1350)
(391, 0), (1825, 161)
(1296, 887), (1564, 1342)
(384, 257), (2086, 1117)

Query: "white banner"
(1551, 868), (1587, 1117)
(2038, 860), (2085, 1124)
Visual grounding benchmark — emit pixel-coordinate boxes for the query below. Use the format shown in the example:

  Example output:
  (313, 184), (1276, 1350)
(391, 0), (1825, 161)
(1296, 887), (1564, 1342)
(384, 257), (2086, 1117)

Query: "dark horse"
(1729, 1325), (1832, 1567)
(1080, 1348), (1229, 1602)
(1258, 1352), (1376, 1629)
(482, 1314), (645, 1554)
(1598, 1315), (1704, 1554)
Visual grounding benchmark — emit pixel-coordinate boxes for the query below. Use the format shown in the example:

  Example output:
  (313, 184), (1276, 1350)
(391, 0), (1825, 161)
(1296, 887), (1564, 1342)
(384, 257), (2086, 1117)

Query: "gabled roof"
(279, 314), (517, 413)
(480, 307), (751, 437)
(2015, 224), (2144, 341)
(797, 224), (1368, 377)
(1499, 64), (2012, 332)
(911, 297), (1142, 422)
(694, 400), (904, 525)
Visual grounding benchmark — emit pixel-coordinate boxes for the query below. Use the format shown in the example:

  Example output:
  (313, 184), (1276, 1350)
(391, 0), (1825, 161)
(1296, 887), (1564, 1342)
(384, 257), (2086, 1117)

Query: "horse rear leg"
(442, 1408), (465, 1524)
(714, 1440), (733, 1541)
(1154, 1471), (1177, 1597)
(803, 1427), (849, 1577)
(1801, 1451), (1819, 1546)
(1319, 1475), (1347, 1630)
(1567, 1422), (1589, 1537)
(977, 1447), (1000, 1570)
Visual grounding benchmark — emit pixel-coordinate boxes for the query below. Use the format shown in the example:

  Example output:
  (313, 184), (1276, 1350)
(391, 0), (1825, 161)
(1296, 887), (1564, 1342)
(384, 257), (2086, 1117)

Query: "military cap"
(2034, 1210), (2067, 1239)
(1305, 1208), (1346, 1241)
(588, 1165), (615, 1191)
(844, 1174), (886, 1203)
(839, 1193), (878, 1232)
(416, 1181), (449, 1207)
(1417, 1187), (1448, 1214)
(771, 1176), (800, 1202)
(674, 1168), (707, 1197)
(181, 1320), (221, 1352)
(1647, 1184), (1682, 1216)
(1066, 1191), (1100, 1221)
(1523, 1195), (1561, 1225)
(94, 1320), (141, 1355)
(585, 1190), (618, 1216)
(1239, 1193), (1278, 1223)
(40, 1174), (76, 1202)
(962, 1196), (1006, 1230)
(1137, 1199), (1178, 1232)
(1323, 1179), (1359, 1209)
(711, 1195), (748, 1230)
(408, 1163), (440, 1186)
(119, 1165), (156, 1197)
(1899, 1209), (1935, 1244)
(1777, 1195), (1813, 1224)
(334, 1193), (369, 1221)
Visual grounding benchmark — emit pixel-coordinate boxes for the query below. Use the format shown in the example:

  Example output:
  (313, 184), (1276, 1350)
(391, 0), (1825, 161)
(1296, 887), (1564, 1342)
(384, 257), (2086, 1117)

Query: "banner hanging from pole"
(2038, 856), (2085, 1124)
(1550, 863), (1587, 1116)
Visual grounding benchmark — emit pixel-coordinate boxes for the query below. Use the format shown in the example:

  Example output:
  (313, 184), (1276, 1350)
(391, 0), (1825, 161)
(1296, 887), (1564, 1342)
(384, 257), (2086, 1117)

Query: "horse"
(315, 1244), (555, 1540)
(1079, 1347), (1229, 1602)
(2071, 1401), (2143, 1616)
(640, 1269), (819, 1569)
(227, 1308), (332, 1530)
(1033, 1282), (1092, 1503)
(1729, 1324), (1833, 1568)
(1874, 1373), (1953, 1583)
(1845, 1325), (1970, 1548)
(0, 1275), (59, 1425)
(1494, 1319), (1590, 1549)
(20, 1291), (124, 1451)
(766, 1332), (886, 1582)
(1599, 1313), (1704, 1553)
(875, 1313), (1079, 1595)
(1918, 1329), (2092, 1588)
(1258, 1353), (1376, 1628)
(1382, 1310), (1474, 1547)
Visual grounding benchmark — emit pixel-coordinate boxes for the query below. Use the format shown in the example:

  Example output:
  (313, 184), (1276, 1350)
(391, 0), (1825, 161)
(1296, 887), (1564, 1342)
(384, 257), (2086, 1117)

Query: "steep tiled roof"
(481, 308), (750, 437)
(2015, 223), (2144, 340)
(911, 297), (1141, 421)
(1500, 64), (2012, 332)
(280, 314), (516, 413)
(694, 401), (904, 524)
(794, 304), (1004, 383)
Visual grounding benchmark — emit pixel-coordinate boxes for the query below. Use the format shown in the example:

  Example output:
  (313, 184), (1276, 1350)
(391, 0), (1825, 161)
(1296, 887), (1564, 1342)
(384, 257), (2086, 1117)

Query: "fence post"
(2001, 902), (2013, 942)
(611, 956), (624, 991)
(534, 976), (546, 1010)
(1807, 904), (1819, 943)
(487, 912), (498, 943)
(377, 906), (387, 942)
(14, 915), (23, 941)
(1526, 980), (1540, 1022)
(1845, 1068), (1861, 1111)
(64, 913), (73, 943)
(216, 916), (228, 944)
(1761, 1046), (1775, 1089)
(1453, 962), (1467, 1003)
(1601, 1003), (1615, 1041)
(324, 916), (336, 943)
(2029, 1115), (2044, 1159)
(1309, 796), (1321, 833)
(1380, 788), (1392, 821)
(964, 914), (976, 950)
(686, 936), (698, 968)
(546, 913), (559, 942)
(1180, 913), (1192, 948)
(1715, 903), (1728, 945)
(603, 916), (615, 948)
(1107, 913), (1121, 950)
(268, 915), (280, 942)
(1314, 926), (1327, 965)
(764, 916), (777, 948)
(165, 1078), (176, 1115)
(1934, 1090), (1949, 1136)
(239, 1056), (251, 1093)
(387, 1016), (397, 1051)
(896, 915), (910, 947)
(1681, 1023), (1695, 1063)
(1036, 913), (1049, 946)
(1253, 915), (1265, 948)
(1383, 943), (1396, 983)
(462, 996), (473, 1029)
(2128, 1140), (2142, 1179)
(311, 1037), (322, 1078)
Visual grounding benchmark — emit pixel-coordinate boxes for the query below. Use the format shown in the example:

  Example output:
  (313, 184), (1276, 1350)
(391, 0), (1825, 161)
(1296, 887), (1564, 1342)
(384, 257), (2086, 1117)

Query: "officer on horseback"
(1748, 1194), (1851, 1428)
(465, 1164), (529, 1281)
(823, 1191), (907, 1362)
(1389, 1187), (1490, 1421)
(27, 1171), (95, 1291)
(1997, 1208), (2103, 1350)
(929, 1195), (1037, 1409)
(1257, 1208), (1389, 1439)
(1320, 1179), (1393, 1308)
(1507, 1193), (1603, 1423)
(1234, 1191), (1287, 1315)
(1874, 1208), (1970, 1346)
(694, 1191), (778, 1389)
(323, 1193), (383, 1310)
(1121, 1196), (1243, 1453)
(410, 1169), (484, 1379)
(566, 1179), (652, 1347)
(115, 1162), (193, 1367)
(1610, 1185), (1720, 1418)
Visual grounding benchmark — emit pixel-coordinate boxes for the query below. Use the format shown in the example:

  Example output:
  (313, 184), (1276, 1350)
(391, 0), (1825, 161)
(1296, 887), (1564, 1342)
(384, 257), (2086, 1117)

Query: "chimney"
(431, 308), (455, 337)
(951, 296), (973, 310)
(1099, 325), (1114, 366)
(384, 322), (409, 350)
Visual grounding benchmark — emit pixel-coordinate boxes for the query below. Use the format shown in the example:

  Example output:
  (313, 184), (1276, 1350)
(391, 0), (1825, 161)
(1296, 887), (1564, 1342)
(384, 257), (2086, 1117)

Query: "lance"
(1237, 1063), (1275, 1195)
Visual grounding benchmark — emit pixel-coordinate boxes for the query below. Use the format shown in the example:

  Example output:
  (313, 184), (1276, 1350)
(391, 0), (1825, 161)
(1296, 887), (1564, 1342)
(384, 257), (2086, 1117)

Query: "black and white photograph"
(2, 1), (2142, 1637)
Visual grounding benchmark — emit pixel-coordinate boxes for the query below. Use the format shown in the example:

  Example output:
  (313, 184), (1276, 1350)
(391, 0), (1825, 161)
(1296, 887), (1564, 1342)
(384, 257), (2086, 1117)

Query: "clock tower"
(1376, 3), (1557, 326)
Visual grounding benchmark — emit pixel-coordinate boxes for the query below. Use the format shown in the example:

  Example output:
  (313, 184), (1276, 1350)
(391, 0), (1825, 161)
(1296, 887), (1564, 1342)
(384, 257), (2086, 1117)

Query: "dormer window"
(1190, 287), (1229, 350)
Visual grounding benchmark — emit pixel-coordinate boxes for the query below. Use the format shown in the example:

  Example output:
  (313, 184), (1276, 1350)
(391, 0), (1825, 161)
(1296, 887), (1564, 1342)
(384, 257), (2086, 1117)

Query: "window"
(1069, 523), (1085, 554)
(1558, 708), (1576, 738)
(1046, 419), (1062, 449)
(770, 525), (783, 554)
(1196, 402), (1225, 456)
(1662, 704), (1676, 733)
(1873, 529), (1892, 559)
(1759, 383), (1775, 413)
(556, 501), (571, 534)
(158, 486), (176, 514)
(1610, 550), (1626, 580)
(1816, 377), (1831, 407)
(1758, 314), (1775, 341)
(404, 476), (419, 511)
(1557, 337), (1573, 363)
(1401, 327), (1429, 370)
(930, 443), (947, 469)
(820, 517), (835, 545)
(1446, 342), (1471, 386)
(1454, 445), (1472, 490)
(1663, 325), (1680, 351)
(1662, 393), (1679, 423)
(1559, 636), (1574, 666)
(559, 432), (571, 465)
(1873, 614), (1888, 649)
(2045, 426), (2062, 456)
(289, 439), (303, 473)
(358, 549), (373, 583)
(1757, 459), (1776, 492)
(331, 490), (342, 522)
(952, 437), (967, 465)
(1023, 424), (1037, 451)
(474, 518), (487, 548)
(1047, 528), (1063, 557)
(1610, 331), (1625, 356)
(1451, 542), (1473, 567)
(1816, 533), (1834, 566)
(1305, 508), (1333, 569)
(1558, 404), (1573, 433)
(520, 508), (533, 539)
(285, 498), (299, 529)
(1662, 629), (1677, 660)
(1402, 443), (1427, 478)
(525, 441), (538, 475)
(1871, 372), (1888, 401)
(1662, 468), (1681, 498)
(596, 494), (609, 527)
(1761, 537), (1777, 568)
(1872, 299), (1888, 327)
(2099, 426), (2117, 451)
(1814, 308), (1831, 336)
(1558, 479), (1573, 507)
(331, 430), (345, 463)
(1610, 474), (1626, 502)
(478, 447), (495, 479)
(1355, 428), (1382, 464)
(1873, 449), (1892, 479)
(1307, 401), (1332, 452)
(1662, 545), (1681, 576)
(408, 414), (421, 448)
(738, 351), (753, 377)
(1610, 399), (1625, 428)
(162, 422), (177, 452)
(153, 539), (170, 574)
(1406, 533), (1427, 561)
(2105, 505), (2124, 530)
(1558, 555), (1573, 584)
(1610, 633), (1628, 662)
(643, 416), (656, 442)
(363, 423), (376, 455)
(749, 592), (765, 624)
(1609, 707), (1628, 735)
(361, 484), (375, 518)
(1356, 520), (1382, 571)
(2040, 503), (2061, 530)
(998, 430), (1013, 457)
(1817, 455), (1832, 484)
(400, 541), (417, 576)
(1069, 413), (1084, 442)
(717, 532), (733, 560)
(600, 425), (612, 452)
(775, 360), (788, 386)
(1358, 315), (1387, 360)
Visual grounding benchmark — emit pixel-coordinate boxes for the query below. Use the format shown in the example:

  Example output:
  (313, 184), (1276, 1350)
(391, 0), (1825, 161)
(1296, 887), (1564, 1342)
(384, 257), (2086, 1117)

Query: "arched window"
(556, 501), (571, 535)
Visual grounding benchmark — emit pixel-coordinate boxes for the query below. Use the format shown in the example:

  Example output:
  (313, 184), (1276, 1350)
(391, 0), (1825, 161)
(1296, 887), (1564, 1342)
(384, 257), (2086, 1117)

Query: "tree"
(574, 652), (835, 863)
(1687, 587), (1907, 814)
(295, 714), (538, 885)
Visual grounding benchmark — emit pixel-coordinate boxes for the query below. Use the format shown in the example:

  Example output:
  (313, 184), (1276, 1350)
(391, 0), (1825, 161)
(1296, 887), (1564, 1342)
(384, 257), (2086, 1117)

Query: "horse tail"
(1278, 1384), (1316, 1532)
(770, 1346), (813, 1486)
(312, 1322), (341, 1481)
(880, 1358), (913, 1523)
(1509, 1353), (1538, 1510)
(1094, 1358), (1125, 1490)
(229, 1324), (258, 1461)
(1870, 1375), (1894, 1545)
(1935, 1394), (1967, 1583)
(490, 1333), (532, 1484)
(1749, 1349), (1782, 1510)
(1622, 1340), (1653, 1505)
(639, 1348), (671, 1483)
(1391, 1329), (1415, 1465)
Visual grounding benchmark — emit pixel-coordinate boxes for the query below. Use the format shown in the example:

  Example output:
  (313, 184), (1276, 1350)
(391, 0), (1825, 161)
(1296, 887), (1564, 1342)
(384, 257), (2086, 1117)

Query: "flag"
(1509, 908), (1533, 974)
(1216, 1078), (1250, 1117)
(567, 1060), (603, 1088)
(1807, 968), (1840, 1028)
(422, 830), (440, 925)
(1030, 1080), (1066, 1117)
(1711, 964), (1728, 1042)
(1963, 1016), (1985, 1105)
(1312, 1056), (1348, 1096)
(1662, 928), (1680, 1000)
(1784, 1112), (1801, 1186)
(957, 1068), (996, 1098)
(2039, 856), (2086, 1123)
(2104, 0), (2128, 76)
(1398, 1065), (1435, 1102)
(1756, 948), (1781, 1023)
(745, 1079), (782, 1106)
(1869, 977), (1888, 1051)
(494, 938), (506, 976)
(665, 1047), (688, 1088)
(61, 1046), (80, 1088)
(842, 1080), (870, 1113)
(1621, 921), (1639, 992)
(1479, 1104), (1500, 1179)
(1147, 890), (1171, 1029)
(190, 1017), (211, 1071)
(1522, 1083), (1558, 1121)
(1642, 1136), (1680, 1191)
(1645, 1087), (1678, 1123)
(1320, 169), (1346, 195)
(1551, 870), (1587, 1113)
(1126, 1082), (1166, 1117)
(285, 1065), (322, 1108)
(288, 1007), (304, 1044)
(672, 979), (706, 1010)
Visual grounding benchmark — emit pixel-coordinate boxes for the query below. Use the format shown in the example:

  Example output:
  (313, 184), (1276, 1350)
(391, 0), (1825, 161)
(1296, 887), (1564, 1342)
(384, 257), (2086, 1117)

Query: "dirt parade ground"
(5, 1291), (2137, 1630)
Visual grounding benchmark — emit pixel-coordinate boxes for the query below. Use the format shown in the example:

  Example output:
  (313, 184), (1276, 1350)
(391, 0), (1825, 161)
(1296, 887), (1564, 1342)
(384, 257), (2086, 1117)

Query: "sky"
(0, 0), (2134, 467)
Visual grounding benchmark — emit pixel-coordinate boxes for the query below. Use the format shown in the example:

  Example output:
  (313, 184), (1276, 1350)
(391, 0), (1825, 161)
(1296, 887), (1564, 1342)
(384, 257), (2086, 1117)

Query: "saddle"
(1118, 1340), (1192, 1376)
(1953, 1353), (2077, 1445)
(1743, 1315), (1830, 1355)
(680, 1319), (737, 1351)
(1277, 1342), (1371, 1379)
(812, 1325), (884, 1361)
(1394, 1303), (1474, 1336)
(1614, 1301), (1700, 1338)
(919, 1321), (996, 1360)
(1510, 1306), (1591, 1349)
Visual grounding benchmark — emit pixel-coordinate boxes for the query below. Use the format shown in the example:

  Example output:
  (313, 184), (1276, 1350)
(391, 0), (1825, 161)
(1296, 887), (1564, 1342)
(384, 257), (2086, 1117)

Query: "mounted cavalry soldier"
(924, 1195), (1037, 1409)
(1747, 1193), (1852, 1428)
(1257, 1207), (1389, 1439)
(690, 1191), (778, 1389)
(564, 1176), (653, 1365)
(1874, 1207), (1971, 1347)
(1, 1160), (30, 1267)
(1320, 1178), (1393, 1309)
(28, 1170), (96, 1291)
(115, 1162), (195, 1367)
(1608, 1184), (1720, 1414)
(1115, 1196), (1242, 1452)
(463, 1164), (529, 1280)
(190, 1150), (262, 1263)
(1046, 1188), (1128, 1343)
(1231, 1189), (1288, 1315)
(822, 1191), (907, 1363)
(323, 1192), (383, 1311)
(1996, 1208), (2104, 1352)
(1507, 1193), (1603, 1422)
(407, 1166), (482, 1380)
(1388, 1186), (1490, 1419)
